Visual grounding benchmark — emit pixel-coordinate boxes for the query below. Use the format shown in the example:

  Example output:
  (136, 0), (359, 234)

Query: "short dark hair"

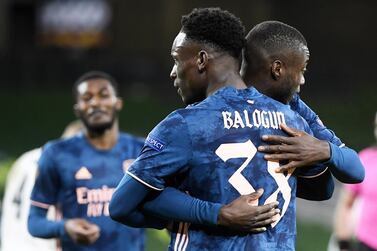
(181, 7), (245, 59)
(245, 20), (307, 58)
(73, 71), (119, 99)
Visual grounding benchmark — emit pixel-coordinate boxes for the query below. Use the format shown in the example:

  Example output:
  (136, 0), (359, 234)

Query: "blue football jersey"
(128, 87), (326, 251)
(290, 94), (344, 147)
(31, 133), (145, 251)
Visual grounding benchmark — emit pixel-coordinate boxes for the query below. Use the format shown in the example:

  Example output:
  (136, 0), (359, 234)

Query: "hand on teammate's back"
(217, 189), (280, 233)
(64, 218), (100, 245)
(258, 124), (331, 173)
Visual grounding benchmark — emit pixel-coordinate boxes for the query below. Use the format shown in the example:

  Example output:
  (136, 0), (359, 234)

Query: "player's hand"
(217, 189), (279, 233)
(64, 218), (100, 245)
(258, 124), (330, 173)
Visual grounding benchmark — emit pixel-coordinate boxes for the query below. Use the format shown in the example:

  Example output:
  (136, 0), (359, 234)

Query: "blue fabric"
(289, 94), (343, 146)
(30, 133), (145, 251)
(290, 94), (365, 183)
(126, 87), (329, 251)
(326, 143), (365, 183)
(109, 175), (168, 229)
(142, 187), (223, 226)
(28, 206), (65, 238)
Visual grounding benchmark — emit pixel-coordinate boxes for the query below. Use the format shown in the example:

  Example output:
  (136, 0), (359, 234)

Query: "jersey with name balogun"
(31, 133), (145, 251)
(128, 86), (326, 251)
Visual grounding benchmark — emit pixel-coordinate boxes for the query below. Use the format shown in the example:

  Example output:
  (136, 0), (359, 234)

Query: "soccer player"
(242, 21), (364, 185)
(110, 8), (332, 250)
(332, 111), (377, 251)
(28, 71), (145, 251)
(1, 121), (82, 251)
(109, 19), (364, 236)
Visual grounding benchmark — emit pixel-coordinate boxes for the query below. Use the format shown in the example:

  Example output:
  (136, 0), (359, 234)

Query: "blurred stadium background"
(0, 0), (375, 250)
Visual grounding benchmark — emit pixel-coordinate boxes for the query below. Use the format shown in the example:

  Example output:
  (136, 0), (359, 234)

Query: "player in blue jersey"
(241, 21), (364, 185)
(110, 8), (335, 250)
(108, 14), (364, 240)
(28, 71), (145, 251)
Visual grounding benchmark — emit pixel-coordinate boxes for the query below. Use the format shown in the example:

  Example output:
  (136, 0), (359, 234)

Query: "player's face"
(170, 32), (207, 105)
(74, 78), (122, 134)
(280, 45), (309, 103)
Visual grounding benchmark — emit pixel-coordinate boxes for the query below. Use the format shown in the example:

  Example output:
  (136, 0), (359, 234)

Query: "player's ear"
(197, 50), (209, 73)
(73, 104), (80, 117)
(115, 97), (123, 111)
(271, 60), (283, 80)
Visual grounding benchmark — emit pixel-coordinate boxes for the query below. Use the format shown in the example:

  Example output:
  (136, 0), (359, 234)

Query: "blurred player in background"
(110, 8), (335, 250)
(1, 120), (82, 251)
(28, 71), (145, 251)
(332, 111), (377, 251)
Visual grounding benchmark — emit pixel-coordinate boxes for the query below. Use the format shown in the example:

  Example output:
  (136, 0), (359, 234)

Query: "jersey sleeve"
(30, 144), (61, 208)
(293, 116), (329, 177)
(127, 111), (192, 190)
(290, 95), (344, 147)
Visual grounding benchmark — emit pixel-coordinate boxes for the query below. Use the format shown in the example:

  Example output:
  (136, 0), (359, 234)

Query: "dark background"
(0, 0), (376, 157)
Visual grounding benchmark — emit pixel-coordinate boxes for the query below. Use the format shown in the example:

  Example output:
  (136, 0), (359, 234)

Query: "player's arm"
(28, 145), (99, 245)
(259, 96), (365, 184)
(110, 111), (279, 232)
(110, 173), (279, 232)
(110, 111), (194, 228)
(109, 174), (168, 229)
(142, 187), (279, 232)
(28, 205), (65, 238)
(333, 187), (358, 251)
(295, 167), (334, 200)
(28, 206), (100, 244)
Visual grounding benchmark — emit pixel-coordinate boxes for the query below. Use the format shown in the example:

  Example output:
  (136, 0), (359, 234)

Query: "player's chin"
(87, 120), (113, 133)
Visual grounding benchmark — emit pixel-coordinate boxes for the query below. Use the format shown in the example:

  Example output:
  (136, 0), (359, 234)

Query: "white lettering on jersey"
(222, 109), (285, 130)
(215, 140), (294, 227)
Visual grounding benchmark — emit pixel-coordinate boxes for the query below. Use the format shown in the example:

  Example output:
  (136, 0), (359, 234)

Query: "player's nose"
(170, 65), (177, 80)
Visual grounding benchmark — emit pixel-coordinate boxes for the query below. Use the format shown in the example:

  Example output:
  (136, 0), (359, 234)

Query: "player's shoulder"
(42, 134), (83, 155)
(15, 148), (42, 164)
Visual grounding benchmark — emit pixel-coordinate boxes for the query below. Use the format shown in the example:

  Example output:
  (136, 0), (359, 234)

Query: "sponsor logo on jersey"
(75, 166), (92, 180)
(76, 185), (115, 217)
(146, 135), (165, 152)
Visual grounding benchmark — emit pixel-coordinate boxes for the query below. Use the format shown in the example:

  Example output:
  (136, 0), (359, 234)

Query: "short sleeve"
(127, 111), (192, 190)
(30, 145), (61, 207)
(291, 95), (344, 147)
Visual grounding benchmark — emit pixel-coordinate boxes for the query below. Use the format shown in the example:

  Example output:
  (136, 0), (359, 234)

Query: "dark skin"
(218, 189), (280, 232)
(65, 78), (123, 244)
(170, 32), (246, 104)
(169, 31), (280, 232)
(212, 42), (332, 232)
(241, 45), (331, 172)
(259, 124), (330, 173)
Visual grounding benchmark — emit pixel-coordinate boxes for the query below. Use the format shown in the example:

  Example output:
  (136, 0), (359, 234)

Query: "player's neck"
(207, 60), (246, 96)
(249, 76), (289, 104)
(85, 122), (119, 150)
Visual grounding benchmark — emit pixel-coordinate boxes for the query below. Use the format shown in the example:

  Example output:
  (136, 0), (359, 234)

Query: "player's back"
(170, 86), (312, 251)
